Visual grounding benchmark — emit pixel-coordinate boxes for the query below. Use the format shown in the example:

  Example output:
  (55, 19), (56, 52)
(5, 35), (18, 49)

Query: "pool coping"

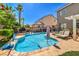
(9, 46), (53, 56)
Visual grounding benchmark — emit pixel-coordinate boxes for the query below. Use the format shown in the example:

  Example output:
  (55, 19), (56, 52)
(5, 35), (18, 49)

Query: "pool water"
(15, 32), (58, 52)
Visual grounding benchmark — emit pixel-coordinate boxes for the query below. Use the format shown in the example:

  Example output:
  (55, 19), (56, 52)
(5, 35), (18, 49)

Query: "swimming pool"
(15, 32), (58, 52)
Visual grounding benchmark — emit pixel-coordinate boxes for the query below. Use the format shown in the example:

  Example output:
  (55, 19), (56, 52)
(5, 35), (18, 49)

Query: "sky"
(8, 3), (66, 25)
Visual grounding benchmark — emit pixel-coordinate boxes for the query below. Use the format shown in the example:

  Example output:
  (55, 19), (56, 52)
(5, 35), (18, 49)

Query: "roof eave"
(57, 3), (72, 12)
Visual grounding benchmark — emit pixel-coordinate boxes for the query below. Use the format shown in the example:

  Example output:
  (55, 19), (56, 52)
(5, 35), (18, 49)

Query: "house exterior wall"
(57, 3), (79, 29)
(35, 15), (57, 28)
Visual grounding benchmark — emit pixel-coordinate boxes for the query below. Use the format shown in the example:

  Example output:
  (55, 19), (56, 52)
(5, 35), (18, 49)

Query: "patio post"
(73, 17), (76, 40)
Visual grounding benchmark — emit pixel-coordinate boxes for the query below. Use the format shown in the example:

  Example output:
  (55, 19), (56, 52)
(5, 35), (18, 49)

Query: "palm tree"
(20, 18), (24, 27)
(21, 18), (24, 27)
(9, 6), (15, 14)
(16, 4), (23, 26)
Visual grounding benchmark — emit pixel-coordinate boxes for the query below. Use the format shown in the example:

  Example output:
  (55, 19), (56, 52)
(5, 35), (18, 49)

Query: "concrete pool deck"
(0, 33), (79, 56)
(15, 33), (25, 39)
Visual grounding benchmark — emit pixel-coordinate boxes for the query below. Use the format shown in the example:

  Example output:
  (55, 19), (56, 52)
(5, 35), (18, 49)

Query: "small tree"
(0, 4), (17, 29)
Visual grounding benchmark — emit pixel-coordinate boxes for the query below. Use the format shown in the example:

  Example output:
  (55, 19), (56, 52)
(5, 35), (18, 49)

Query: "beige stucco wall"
(57, 3), (79, 29)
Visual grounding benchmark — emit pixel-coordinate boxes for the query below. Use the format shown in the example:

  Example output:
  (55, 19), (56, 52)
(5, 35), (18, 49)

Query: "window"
(59, 9), (67, 16)
(77, 20), (79, 28)
(61, 23), (67, 29)
(64, 9), (67, 15)
(77, 23), (79, 28)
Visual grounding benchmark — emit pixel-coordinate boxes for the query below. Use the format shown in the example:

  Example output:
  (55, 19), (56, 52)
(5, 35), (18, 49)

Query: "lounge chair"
(55, 31), (64, 36)
(56, 30), (70, 38)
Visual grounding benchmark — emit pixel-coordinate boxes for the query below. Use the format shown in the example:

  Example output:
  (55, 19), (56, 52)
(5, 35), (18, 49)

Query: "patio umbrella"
(46, 25), (50, 39)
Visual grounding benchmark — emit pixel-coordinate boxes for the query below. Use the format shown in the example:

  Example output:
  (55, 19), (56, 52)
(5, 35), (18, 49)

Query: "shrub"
(0, 29), (13, 37)
(59, 51), (79, 56)
(0, 29), (14, 47)
(0, 37), (10, 47)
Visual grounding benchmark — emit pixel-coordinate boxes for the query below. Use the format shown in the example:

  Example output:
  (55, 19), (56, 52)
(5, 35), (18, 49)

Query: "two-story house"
(57, 3), (79, 30)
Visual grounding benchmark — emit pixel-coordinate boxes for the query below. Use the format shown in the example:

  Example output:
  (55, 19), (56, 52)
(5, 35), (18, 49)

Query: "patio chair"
(55, 31), (64, 36)
(56, 30), (70, 38)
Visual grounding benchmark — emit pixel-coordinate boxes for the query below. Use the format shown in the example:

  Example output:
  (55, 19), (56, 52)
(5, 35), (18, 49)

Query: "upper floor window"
(59, 9), (67, 16)
(60, 23), (67, 30)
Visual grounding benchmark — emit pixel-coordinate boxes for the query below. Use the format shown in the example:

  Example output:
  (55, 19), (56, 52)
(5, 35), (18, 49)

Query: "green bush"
(0, 29), (14, 47)
(0, 29), (13, 37)
(59, 51), (79, 56)
(0, 37), (10, 47)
